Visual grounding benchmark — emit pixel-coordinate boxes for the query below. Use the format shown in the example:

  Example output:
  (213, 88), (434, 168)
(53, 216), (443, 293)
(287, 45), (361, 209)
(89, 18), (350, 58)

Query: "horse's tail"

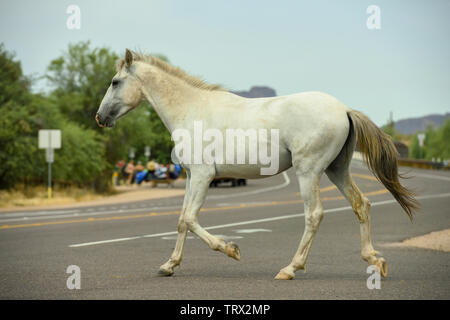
(347, 110), (419, 221)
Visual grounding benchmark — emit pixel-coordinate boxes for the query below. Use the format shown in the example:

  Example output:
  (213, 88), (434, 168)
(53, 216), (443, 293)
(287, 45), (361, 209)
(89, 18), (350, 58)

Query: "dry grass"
(0, 184), (109, 208)
(0, 180), (186, 211)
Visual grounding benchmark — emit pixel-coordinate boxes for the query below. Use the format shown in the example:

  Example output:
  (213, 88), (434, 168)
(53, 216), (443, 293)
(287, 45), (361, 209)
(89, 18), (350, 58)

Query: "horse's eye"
(112, 79), (120, 87)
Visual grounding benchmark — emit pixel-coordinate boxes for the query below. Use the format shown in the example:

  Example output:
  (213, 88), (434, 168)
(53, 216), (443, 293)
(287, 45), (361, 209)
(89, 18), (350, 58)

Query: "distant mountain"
(232, 86), (277, 98)
(394, 113), (450, 135)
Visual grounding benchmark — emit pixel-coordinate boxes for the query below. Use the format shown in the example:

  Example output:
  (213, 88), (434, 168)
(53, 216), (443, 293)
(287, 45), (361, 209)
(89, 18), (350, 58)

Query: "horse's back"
(210, 91), (351, 178)
(273, 92), (351, 173)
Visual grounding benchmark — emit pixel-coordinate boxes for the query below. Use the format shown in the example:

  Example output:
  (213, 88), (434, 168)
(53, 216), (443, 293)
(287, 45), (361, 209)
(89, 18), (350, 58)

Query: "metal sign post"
(39, 130), (61, 199)
(144, 146), (151, 161)
(129, 148), (135, 160)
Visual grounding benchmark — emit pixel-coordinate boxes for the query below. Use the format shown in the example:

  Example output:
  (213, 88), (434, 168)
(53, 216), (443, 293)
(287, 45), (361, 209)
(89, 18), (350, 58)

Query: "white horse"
(96, 49), (418, 280)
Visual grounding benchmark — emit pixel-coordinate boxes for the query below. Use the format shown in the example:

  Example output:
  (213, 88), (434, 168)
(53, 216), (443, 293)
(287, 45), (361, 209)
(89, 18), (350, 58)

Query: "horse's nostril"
(95, 113), (105, 127)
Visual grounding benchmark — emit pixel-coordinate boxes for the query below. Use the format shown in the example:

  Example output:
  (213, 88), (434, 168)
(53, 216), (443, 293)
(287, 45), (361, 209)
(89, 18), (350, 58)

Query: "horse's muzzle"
(95, 113), (114, 128)
(95, 114), (104, 127)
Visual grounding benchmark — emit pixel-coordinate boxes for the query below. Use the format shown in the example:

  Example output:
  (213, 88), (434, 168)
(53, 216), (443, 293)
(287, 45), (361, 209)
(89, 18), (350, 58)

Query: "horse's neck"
(140, 68), (215, 133)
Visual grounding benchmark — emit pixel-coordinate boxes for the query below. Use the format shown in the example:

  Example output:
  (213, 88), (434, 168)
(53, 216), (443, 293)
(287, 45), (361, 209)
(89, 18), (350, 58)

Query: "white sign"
(39, 130), (61, 149)
(417, 133), (425, 148)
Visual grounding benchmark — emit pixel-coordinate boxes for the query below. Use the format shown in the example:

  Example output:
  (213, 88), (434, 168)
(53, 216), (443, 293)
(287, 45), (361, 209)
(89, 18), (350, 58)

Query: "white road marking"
(161, 235), (196, 240)
(212, 234), (244, 240)
(68, 192), (450, 248)
(0, 172), (291, 223)
(6, 168), (446, 223)
(161, 234), (243, 240)
(234, 228), (272, 234)
(217, 201), (272, 207)
(0, 206), (182, 223)
(0, 208), (81, 218)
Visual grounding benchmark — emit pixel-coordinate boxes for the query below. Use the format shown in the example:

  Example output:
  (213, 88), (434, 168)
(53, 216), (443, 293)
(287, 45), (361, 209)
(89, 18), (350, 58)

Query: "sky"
(0, 0), (449, 126)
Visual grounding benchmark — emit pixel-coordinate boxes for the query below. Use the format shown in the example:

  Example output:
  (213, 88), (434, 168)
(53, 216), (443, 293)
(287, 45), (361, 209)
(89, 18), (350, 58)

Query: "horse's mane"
(117, 52), (225, 92)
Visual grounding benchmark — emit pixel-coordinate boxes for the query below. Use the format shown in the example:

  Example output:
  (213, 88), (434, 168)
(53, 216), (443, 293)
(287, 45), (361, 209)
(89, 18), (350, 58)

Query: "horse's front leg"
(159, 172), (191, 276)
(182, 172), (241, 261)
(158, 167), (240, 277)
(185, 167), (241, 259)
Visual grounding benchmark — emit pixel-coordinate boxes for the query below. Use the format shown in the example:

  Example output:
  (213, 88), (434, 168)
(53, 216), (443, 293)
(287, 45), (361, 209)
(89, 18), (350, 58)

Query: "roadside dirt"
(382, 229), (450, 252)
(0, 180), (186, 213)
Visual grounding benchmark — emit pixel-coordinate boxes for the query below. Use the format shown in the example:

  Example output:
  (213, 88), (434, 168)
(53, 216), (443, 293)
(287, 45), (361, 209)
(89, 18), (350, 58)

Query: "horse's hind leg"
(326, 165), (387, 277)
(275, 171), (323, 280)
(159, 171), (191, 276)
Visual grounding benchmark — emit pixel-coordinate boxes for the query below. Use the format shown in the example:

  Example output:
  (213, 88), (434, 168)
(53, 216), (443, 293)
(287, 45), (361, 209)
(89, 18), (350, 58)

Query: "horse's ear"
(125, 49), (133, 67)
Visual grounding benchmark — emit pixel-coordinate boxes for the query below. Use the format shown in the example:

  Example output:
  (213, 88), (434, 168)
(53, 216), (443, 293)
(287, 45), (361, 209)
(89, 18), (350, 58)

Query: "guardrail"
(397, 158), (449, 170)
(353, 151), (449, 171)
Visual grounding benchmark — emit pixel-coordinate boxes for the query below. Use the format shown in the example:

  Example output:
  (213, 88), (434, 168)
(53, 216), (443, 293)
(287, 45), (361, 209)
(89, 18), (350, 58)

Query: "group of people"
(114, 159), (182, 186)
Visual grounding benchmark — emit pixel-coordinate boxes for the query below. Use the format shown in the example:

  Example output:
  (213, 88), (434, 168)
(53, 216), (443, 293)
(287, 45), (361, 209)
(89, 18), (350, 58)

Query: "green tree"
(0, 44), (30, 106)
(381, 119), (396, 137)
(52, 122), (107, 185)
(46, 41), (119, 130)
(0, 44), (40, 188)
(0, 42), (175, 191)
(410, 120), (450, 160)
(46, 42), (174, 179)
(381, 111), (400, 138)
(0, 44), (107, 189)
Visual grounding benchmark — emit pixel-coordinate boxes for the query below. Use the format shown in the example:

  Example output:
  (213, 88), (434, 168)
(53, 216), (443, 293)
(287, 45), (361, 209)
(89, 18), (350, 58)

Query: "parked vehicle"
(210, 177), (247, 187)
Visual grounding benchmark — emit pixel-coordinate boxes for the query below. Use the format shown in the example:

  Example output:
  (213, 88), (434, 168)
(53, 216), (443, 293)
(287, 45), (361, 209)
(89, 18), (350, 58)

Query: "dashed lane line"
(68, 192), (450, 248)
(0, 188), (389, 230)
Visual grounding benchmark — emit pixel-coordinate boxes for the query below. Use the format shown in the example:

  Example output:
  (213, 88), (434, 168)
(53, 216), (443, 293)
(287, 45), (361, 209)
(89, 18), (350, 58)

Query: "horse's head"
(96, 49), (143, 127)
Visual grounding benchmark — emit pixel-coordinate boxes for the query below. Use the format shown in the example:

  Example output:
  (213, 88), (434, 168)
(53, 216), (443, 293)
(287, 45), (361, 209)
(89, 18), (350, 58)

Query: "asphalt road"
(1, 161), (449, 299)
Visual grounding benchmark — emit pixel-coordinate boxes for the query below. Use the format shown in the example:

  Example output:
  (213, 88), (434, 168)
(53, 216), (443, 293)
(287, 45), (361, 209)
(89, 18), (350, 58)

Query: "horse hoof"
(274, 270), (294, 280)
(226, 242), (241, 261)
(376, 258), (388, 278)
(158, 267), (174, 277)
